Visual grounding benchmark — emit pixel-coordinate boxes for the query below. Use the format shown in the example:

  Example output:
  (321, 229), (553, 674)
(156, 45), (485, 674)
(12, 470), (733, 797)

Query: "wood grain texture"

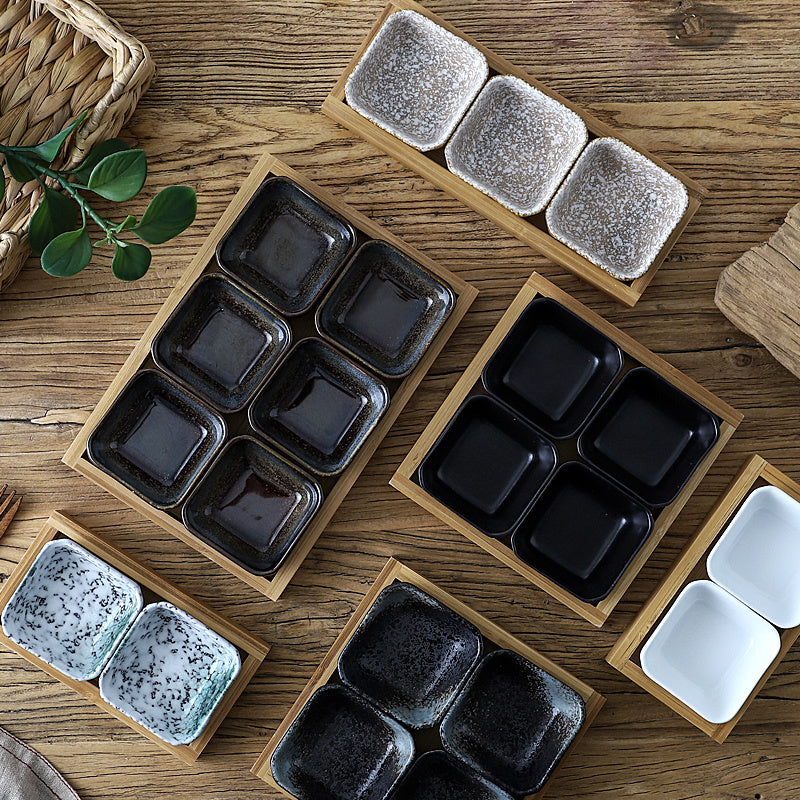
(1, 1), (800, 798)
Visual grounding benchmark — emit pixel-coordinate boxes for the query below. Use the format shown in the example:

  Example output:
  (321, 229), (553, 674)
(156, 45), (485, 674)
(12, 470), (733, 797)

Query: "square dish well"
(99, 602), (241, 746)
(344, 9), (488, 151)
(337, 581), (482, 729)
(86, 370), (227, 510)
(707, 485), (800, 629)
(639, 581), (779, 725)
(182, 436), (323, 577)
(545, 138), (689, 280)
(316, 239), (455, 378)
(445, 75), (587, 216)
(1, 539), (142, 682)
(417, 395), (557, 537)
(152, 274), (291, 412)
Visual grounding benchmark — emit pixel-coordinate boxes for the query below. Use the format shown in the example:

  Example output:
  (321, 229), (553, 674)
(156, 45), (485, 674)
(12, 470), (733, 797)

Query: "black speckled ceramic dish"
(390, 751), (513, 800)
(511, 462), (653, 603)
(249, 338), (389, 476)
(338, 582), (482, 729)
(317, 240), (455, 378)
(578, 367), (720, 506)
(482, 298), (623, 439)
(440, 649), (585, 796)
(152, 274), (291, 412)
(216, 176), (356, 315)
(182, 436), (322, 577)
(417, 395), (557, 537)
(270, 684), (415, 800)
(86, 370), (227, 509)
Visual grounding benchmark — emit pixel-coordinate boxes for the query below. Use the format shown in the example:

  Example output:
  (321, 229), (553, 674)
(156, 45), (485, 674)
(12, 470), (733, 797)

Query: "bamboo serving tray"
(391, 273), (742, 627)
(251, 557), (605, 799)
(0, 511), (270, 763)
(606, 455), (800, 743)
(322, 0), (707, 307)
(63, 151), (477, 601)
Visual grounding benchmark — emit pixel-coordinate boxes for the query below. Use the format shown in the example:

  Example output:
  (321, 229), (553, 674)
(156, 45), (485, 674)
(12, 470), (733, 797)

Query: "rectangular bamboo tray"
(606, 455), (800, 743)
(322, 0), (707, 308)
(391, 273), (742, 627)
(63, 150), (477, 601)
(0, 511), (270, 763)
(251, 557), (605, 799)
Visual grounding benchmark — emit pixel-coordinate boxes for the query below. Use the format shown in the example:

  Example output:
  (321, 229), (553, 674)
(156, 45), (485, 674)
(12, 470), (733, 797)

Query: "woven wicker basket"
(0, 0), (154, 293)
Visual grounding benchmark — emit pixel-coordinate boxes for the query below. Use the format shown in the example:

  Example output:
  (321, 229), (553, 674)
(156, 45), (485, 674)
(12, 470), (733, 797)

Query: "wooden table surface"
(1, 1), (799, 797)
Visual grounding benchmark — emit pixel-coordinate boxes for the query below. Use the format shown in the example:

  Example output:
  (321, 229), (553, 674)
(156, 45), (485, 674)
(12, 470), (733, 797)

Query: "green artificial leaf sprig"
(0, 111), (197, 280)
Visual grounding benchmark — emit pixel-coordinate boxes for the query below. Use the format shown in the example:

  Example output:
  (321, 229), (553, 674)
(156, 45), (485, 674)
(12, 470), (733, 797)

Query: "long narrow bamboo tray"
(63, 151), (477, 601)
(322, 0), (707, 307)
(251, 557), (605, 800)
(606, 455), (800, 743)
(391, 273), (742, 627)
(0, 511), (270, 763)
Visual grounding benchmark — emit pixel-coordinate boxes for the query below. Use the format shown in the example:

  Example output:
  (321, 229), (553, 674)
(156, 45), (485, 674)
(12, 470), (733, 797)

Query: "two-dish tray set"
(2, 2), (797, 797)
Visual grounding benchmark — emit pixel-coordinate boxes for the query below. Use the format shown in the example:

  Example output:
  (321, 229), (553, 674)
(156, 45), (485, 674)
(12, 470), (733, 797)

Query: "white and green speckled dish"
(98, 602), (241, 746)
(1, 539), (143, 682)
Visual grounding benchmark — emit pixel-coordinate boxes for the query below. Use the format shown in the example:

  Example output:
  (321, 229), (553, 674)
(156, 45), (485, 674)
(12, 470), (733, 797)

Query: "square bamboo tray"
(0, 511), (270, 763)
(251, 557), (605, 799)
(63, 150), (477, 601)
(391, 273), (742, 627)
(606, 455), (800, 743)
(322, 0), (707, 308)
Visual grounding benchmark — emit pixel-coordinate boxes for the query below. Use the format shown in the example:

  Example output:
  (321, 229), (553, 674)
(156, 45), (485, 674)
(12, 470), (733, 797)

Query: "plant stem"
(1, 148), (119, 244)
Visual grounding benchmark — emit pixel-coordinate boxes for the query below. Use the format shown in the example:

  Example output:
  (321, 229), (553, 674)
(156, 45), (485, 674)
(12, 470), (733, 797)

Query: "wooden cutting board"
(716, 201), (800, 379)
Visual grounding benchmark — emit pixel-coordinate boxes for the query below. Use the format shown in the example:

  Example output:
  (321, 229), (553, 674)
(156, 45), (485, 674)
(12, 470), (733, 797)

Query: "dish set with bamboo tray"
(3, 0), (797, 796)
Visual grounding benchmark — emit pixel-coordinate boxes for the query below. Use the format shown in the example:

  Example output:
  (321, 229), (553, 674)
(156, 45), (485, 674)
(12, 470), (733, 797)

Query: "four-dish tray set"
(1, 2), (795, 798)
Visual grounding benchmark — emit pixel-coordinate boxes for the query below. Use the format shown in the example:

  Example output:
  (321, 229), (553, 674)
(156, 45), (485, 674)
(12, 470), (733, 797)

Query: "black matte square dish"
(482, 298), (623, 438)
(417, 396), (557, 537)
(216, 176), (356, 315)
(152, 274), (291, 412)
(86, 371), (227, 509)
(578, 367), (720, 506)
(182, 436), (322, 576)
(338, 582), (482, 729)
(510, 462), (653, 603)
(390, 751), (513, 800)
(316, 240), (455, 378)
(249, 338), (390, 476)
(440, 650), (585, 796)
(270, 684), (415, 800)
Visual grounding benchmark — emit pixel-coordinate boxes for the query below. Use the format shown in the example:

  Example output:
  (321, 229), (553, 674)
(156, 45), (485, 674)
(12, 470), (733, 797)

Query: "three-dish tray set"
(1, 2), (794, 797)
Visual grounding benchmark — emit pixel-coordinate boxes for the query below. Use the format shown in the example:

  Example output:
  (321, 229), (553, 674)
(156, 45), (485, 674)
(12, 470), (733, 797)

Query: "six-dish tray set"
(1, 2), (795, 798)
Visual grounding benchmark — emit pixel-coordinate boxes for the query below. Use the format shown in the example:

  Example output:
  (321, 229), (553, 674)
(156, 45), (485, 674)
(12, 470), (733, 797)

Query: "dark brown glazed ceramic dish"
(317, 240), (455, 378)
(152, 274), (291, 412)
(182, 436), (322, 577)
(216, 176), (356, 315)
(248, 338), (390, 476)
(86, 370), (226, 509)
(337, 582), (482, 729)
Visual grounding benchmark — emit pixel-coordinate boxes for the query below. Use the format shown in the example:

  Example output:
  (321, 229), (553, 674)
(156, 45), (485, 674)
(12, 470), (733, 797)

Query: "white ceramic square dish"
(545, 137), (689, 279)
(99, 602), (241, 745)
(445, 75), (587, 215)
(707, 485), (800, 628)
(640, 580), (780, 724)
(345, 9), (488, 151)
(1, 539), (142, 681)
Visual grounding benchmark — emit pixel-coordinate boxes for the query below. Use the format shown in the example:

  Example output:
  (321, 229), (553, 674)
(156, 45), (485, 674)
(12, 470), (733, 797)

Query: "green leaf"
(41, 227), (92, 277)
(87, 149), (146, 201)
(111, 241), (151, 281)
(116, 214), (137, 232)
(28, 188), (79, 255)
(71, 138), (130, 185)
(0, 168), (4, 198)
(5, 152), (41, 183)
(131, 185), (197, 244)
(28, 110), (89, 164)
